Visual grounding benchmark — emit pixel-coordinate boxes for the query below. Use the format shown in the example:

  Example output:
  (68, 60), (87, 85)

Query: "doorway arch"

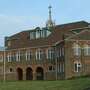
(36, 67), (44, 80)
(17, 68), (23, 80)
(26, 67), (33, 80)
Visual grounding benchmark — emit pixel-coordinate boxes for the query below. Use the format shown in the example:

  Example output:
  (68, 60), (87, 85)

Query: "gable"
(66, 29), (90, 40)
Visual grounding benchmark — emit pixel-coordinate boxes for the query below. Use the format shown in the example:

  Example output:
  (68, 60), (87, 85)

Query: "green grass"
(0, 77), (90, 90)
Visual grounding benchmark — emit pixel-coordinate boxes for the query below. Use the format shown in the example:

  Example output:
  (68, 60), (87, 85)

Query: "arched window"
(73, 43), (81, 56)
(84, 44), (90, 56)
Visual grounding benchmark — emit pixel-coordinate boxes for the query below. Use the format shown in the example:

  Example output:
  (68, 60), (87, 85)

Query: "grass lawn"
(0, 77), (90, 90)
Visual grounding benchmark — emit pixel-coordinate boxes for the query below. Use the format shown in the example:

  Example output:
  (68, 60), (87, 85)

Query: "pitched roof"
(46, 21), (89, 44)
(6, 21), (89, 49)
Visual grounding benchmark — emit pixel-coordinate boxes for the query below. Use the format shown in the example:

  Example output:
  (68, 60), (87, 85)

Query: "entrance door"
(26, 67), (33, 80)
(17, 68), (23, 80)
(36, 67), (44, 80)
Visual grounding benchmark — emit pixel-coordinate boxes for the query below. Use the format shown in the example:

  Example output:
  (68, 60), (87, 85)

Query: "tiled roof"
(6, 21), (89, 49)
(25, 21), (89, 47)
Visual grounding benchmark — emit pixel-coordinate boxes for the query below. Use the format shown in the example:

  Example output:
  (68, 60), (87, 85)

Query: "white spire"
(46, 5), (55, 28)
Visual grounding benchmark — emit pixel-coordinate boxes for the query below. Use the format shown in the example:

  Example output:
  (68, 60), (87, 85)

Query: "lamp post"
(3, 47), (6, 82)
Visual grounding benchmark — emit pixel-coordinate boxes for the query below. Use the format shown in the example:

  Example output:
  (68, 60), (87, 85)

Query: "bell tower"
(46, 5), (55, 28)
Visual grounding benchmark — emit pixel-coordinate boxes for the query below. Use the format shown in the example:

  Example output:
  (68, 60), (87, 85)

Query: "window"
(29, 27), (51, 40)
(10, 68), (13, 72)
(47, 48), (55, 60)
(56, 48), (61, 58)
(74, 62), (81, 72)
(62, 63), (64, 72)
(42, 28), (51, 37)
(48, 66), (55, 71)
(57, 63), (64, 73)
(84, 44), (90, 56)
(73, 43), (81, 56)
(46, 30), (51, 36)
(36, 49), (44, 60)
(11, 54), (16, 62)
(16, 51), (20, 62)
(36, 30), (41, 38)
(26, 50), (32, 61)
(61, 47), (64, 56)
(57, 63), (61, 72)
(41, 30), (46, 38)
(30, 32), (35, 40)
(49, 66), (53, 71)
(7, 52), (11, 62)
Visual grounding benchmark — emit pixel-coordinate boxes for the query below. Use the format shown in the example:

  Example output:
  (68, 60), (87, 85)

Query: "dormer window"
(36, 30), (41, 38)
(30, 31), (35, 40)
(30, 27), (51, 40)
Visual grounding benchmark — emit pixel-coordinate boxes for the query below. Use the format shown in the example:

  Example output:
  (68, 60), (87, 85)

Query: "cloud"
(0, 14), (45, 46)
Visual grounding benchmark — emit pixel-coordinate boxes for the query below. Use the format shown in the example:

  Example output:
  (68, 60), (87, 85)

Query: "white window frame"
(74, 62), (81, 72)
(36, 30), (41, 39)
(36, 49), (44, 60)
(26, 50), (32, 61)
(16, 51), (20, 62)
(7, 52), (11, 62)
(47, 48), (54, 60)
(30, 32), (35, 40)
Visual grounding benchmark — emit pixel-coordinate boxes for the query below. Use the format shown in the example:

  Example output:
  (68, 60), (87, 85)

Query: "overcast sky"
(0, 0), (90, 46)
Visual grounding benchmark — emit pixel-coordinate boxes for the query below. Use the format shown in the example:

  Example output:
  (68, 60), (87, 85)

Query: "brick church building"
(0, 6), (90, 80)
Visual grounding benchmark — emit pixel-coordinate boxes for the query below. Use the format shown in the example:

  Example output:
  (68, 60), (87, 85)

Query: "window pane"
(74, 63), (77, 72)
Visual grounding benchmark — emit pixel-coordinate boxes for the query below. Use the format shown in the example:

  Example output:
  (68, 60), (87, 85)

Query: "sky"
(0, 0), (90, 46)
